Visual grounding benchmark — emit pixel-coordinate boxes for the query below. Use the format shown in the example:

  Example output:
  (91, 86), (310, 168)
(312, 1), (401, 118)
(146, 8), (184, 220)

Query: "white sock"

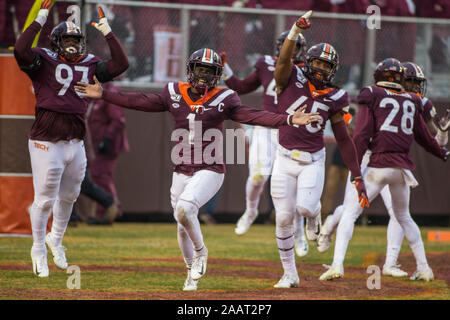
(332, 210), (359, 266)
(396, 215), (429, 271)
(294, 214), (305, 239)
(30, 202), (53, 256)
(384, 212), (404, 268)
(50, 199), (74, 246)
(177, 224), (194, 267)
(276, 225), (296, 275)
(245, 176), (266, 212)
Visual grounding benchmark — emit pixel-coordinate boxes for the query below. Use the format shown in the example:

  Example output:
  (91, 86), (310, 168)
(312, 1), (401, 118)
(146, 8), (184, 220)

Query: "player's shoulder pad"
(208, 87), (238, 107)
(38, 47), (58, 61)
(166, 82), (182, 102)
(78, 54), (101, 65)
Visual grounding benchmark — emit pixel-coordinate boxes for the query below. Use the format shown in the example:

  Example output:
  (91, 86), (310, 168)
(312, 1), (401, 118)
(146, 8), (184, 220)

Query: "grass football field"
(0, 223), (448, 300)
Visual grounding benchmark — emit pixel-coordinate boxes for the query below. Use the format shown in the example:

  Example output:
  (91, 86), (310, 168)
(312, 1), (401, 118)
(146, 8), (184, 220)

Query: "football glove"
(220, 52), (234, 81)
(91, 6), (112, 36)
(351, 176), (370, 208)
(434, 109), (450, 132)
(288, 10), (312, 40)
(35, 0), (55, 26)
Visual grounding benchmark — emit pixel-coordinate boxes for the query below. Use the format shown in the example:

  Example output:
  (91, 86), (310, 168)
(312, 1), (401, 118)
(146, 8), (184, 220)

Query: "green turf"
(0, 223), (448, 299)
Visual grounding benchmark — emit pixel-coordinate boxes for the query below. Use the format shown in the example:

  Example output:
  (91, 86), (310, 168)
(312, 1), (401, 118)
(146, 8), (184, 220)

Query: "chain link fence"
(46, 0), (450, 98)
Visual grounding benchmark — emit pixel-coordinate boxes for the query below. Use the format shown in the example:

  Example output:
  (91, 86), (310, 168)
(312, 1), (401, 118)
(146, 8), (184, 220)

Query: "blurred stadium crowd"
(1, 0), (449, 95)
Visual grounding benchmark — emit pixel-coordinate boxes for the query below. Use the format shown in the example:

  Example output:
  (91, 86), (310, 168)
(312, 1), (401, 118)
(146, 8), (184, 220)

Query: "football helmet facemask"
(187, 48), (223, 94)
(402, 61), (427, 95)
(50, 21), (86, 62)
(304, 43), (339, 87)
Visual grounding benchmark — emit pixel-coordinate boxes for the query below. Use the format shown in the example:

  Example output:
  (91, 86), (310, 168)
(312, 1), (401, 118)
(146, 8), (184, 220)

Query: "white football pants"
(170, 169), (224, 267)
(245, 127), (278, 212)
(331, 166), (429, 271)
(270, 147), (325, 275)
(29, 139), (86, 256)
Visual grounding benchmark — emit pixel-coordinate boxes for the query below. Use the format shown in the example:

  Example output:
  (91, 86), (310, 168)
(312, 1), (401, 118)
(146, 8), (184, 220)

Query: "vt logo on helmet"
(374, 58), (405, 91)
(187, 48), (223, 94)
(304, 43), (339, 87)
(50, 21), (86, 63)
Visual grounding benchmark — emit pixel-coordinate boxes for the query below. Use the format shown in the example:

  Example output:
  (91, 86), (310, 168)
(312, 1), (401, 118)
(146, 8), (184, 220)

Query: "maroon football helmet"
(50, 21), (86, 62)
(373, 58), (404, 90)
(275, 31), (307, 64)
(402, 61), (427, 95)
(304, 43), (339, 86)
(187, 48), (223, 93)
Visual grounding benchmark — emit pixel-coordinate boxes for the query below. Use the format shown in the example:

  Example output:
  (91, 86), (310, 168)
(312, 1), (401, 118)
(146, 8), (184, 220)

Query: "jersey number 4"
(55, 64), (89, 96)
(379, 97), (415, 135)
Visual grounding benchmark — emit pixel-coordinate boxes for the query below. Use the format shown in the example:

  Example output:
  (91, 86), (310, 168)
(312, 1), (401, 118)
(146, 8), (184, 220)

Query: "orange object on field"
(427, 231), (450, 242)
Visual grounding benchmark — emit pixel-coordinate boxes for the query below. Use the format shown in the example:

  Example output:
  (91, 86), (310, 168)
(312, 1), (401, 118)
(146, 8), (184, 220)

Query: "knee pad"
(249, 172), (268, 188)
(174, 200), (198, 224)
(296, 203), (320, 219)
(275, 211), (294, 228)
(33, 198), (56, 212)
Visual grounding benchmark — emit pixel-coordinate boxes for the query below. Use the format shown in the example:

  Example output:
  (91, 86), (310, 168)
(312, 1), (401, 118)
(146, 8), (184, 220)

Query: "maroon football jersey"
(277, 65), (349, 152)
(355, 85), (433, 170)
(253, 55), (279, 113)
(30, 47), (101, 114)
(416, 93), (436, 121)
(101, 82), (290, 175)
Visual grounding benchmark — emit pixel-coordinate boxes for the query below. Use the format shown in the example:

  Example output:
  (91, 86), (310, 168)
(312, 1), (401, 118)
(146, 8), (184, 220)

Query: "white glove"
(35, 9), (49, 27)
(222, 62), (234, 81)
(287, 10), (313, 40)
(91, 6), (112, 36)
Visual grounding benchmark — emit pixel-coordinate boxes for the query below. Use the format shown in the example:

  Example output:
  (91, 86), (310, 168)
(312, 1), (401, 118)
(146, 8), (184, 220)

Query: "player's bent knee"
(296, 205), (317, 218)
(33, 198), (56, 211)
(275, 211), (293, 228)
(174, 200), (198, 224)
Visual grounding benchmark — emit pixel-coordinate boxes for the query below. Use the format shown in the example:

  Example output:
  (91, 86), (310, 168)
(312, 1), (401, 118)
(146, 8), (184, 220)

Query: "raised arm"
(13, 0), (54, 70)
(274, 11), (312, 94)
(91, 6), (129, 81)
(75, 77), (167, 113)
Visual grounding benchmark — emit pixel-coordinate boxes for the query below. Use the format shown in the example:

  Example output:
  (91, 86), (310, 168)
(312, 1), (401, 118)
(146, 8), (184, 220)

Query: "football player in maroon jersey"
(14, 1), (129, 277)
(319, 58), (448, 282)
(221, 31), (310, 257)
(75, 47), (321, 291)
(271, 11), (368, 288)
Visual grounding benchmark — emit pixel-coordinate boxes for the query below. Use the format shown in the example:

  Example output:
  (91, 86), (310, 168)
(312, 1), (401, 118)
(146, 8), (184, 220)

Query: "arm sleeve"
(331, 120), (362, 179)
(228, 104), (289, 128)
(352, 104), (375, 164)
(101, 90), (168, 113)
(414, 112), (446, 159)
(224, 71), (261, 94)
(95, 32), (129, 82)
(13, 21), (41, 68)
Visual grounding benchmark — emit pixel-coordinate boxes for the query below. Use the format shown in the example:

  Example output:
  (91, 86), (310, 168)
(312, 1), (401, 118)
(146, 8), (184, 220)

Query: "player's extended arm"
(352, 104), (375, 165)
(75, 77), (167, 113)
(331, 112), (369, 208)
(91, 6), (129, 81)
(414, 112), (449, 161)
(274, 11), (312, 94)
(13, 0), (54, 69)
(229, 105), (320, 128)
